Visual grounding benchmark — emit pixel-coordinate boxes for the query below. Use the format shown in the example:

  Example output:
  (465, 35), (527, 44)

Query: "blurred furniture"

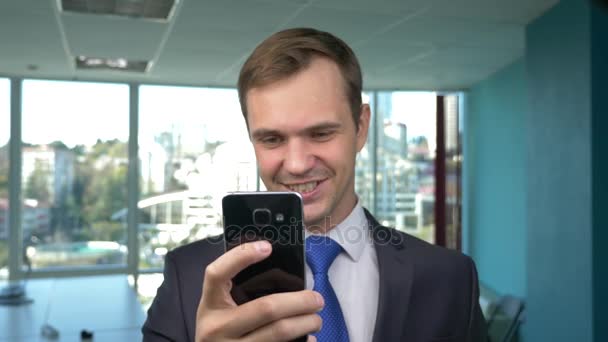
(0, 275), (145, 341)
(479, 282), (500, 317)
(486, 295), (525, 342)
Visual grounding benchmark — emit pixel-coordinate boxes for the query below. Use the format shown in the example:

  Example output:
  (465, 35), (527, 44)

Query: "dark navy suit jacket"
(142, 210), (487, 342)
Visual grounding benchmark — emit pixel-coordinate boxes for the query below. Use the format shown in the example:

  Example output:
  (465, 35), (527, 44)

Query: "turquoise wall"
(465, 59), (527, 298)
(465, 1), (608, 340)
(525, 0), (594, 340)
(591, 4), (608, 341)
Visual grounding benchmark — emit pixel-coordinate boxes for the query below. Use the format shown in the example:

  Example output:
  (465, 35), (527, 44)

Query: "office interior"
(0, 0), (606, 341)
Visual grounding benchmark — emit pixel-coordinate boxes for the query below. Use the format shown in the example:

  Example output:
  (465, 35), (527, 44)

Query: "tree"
(0, 241), (8, 270)
(49, 140), (68, 150)
(68, 139), (129, 242)
(0, 172), (8, 199)
(25, 159), (51, 203)
(0, 145), (9, 198)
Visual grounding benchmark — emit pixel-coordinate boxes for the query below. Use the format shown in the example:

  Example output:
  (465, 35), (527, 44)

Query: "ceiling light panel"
(75, 55), (150, 72)
(61, 0), (176, 21)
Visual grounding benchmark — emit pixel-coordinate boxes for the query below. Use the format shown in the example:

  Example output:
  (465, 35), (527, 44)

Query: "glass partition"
(375, 91), (436, 243)
(444, 94), (462, 249)
(138, 86), (256, 270)
(0, 78), (10, 279)
(21, 80), (129, 270)
(354, 92), (374, 211)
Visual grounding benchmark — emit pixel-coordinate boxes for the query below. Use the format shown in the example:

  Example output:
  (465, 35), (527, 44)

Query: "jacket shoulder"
(166, 234), (225, 273)
(142, 235), (225, 341)
(365, 208), (473, 268)
(383, 227), (475, 273)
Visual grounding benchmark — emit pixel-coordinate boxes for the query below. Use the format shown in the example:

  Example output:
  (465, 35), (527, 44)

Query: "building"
(21, 145), (75, 206)
(0, 198), (51, 240)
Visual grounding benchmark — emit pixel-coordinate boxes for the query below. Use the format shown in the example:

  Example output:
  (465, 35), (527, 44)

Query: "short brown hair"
(237, 27), (363, 127)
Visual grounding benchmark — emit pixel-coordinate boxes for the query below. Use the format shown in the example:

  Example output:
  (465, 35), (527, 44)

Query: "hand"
(231, 268), (306, 305)
(195, 240), (323, 342)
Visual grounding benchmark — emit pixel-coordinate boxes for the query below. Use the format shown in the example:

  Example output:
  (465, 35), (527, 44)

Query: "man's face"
(246, 57), (370, 230)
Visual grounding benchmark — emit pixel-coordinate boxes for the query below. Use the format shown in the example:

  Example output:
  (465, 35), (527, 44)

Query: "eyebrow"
(248, 129), (274, 142)
(251, 121), (343, 141)
(303, 121), (342, 133)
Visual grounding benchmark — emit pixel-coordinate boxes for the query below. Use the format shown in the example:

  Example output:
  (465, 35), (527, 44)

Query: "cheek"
(318, 140), (355, 171)
(255, 149), (282, 178)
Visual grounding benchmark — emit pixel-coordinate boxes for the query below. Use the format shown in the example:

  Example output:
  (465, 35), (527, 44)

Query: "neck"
(305, 196), (358, 234)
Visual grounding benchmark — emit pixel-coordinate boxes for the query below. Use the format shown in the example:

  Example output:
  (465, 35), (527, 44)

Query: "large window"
(1, 79), (461, 285)
(354, 92), (374, 211)
(138, 86), (256, 270)
(0, 78), (9, 279)
(21, 80), (129, 270)
(375, 92), (437, 243)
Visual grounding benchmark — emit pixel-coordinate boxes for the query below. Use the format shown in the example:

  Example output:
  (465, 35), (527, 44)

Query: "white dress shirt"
(305, 201), (379, 342)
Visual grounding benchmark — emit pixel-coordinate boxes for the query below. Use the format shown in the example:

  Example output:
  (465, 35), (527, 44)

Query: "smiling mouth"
(284, 180), (321, 194)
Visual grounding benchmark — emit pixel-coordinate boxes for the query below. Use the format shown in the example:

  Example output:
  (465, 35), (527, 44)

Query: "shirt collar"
(305, 200), (369, 262)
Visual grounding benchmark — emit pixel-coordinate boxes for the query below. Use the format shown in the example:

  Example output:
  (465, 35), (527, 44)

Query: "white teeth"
(287, 181), (318, 193)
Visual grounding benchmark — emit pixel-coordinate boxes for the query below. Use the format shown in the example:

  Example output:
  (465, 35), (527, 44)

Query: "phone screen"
(223, 192), (305, 305)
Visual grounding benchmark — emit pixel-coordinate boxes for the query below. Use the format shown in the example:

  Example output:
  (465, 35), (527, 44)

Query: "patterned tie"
(306, 235), (350, 342)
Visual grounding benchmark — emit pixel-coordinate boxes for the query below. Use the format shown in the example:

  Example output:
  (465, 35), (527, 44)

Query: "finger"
(308, 336), (317, 342)
(241, 313), (322, 342)
(201, 240), (272, 306)
(225, 290), (324, 336)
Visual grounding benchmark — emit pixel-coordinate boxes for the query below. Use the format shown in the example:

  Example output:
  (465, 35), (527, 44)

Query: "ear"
(355, 104), (371, 152)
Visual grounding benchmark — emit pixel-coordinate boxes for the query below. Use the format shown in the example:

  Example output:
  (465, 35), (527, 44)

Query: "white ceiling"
(0, 0), (558, 90)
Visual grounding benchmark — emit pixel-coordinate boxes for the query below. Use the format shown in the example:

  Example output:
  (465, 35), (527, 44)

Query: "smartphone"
(223, 192), (306, 305)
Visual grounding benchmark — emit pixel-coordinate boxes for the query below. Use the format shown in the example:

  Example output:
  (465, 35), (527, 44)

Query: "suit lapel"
(364, 210), (414, 342)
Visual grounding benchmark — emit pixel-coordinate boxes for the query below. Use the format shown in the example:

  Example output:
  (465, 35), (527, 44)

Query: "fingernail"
(315, 292), (324, 307)
(255, 240), (271, 253)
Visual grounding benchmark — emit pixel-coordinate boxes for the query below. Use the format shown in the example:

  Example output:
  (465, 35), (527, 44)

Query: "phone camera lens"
(275, 213), (284, 222)
(253, 208), (272, 226)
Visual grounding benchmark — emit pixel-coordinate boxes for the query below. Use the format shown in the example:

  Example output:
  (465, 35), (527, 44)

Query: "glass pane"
(355, 92), (374, 211)
(445, 94), (461, 250)
(21, 80), (129, 269)
(375, 91), (436, 243)
(0, 78), (9, 279)
(133, 273), (164, 312)
(138, 86), (256, 270)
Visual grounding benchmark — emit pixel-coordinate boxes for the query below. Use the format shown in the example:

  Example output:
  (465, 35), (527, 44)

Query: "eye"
(311, 130), (334, 141)
(259, 135), (283, 147)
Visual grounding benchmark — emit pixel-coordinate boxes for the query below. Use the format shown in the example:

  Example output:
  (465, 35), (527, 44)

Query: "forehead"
(245, 57), (350, 131)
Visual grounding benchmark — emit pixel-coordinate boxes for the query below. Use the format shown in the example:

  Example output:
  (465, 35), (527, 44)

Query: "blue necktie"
(306, 235), (350, 342)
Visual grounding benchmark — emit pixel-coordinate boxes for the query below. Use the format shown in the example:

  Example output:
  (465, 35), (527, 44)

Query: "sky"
(7, 80), (250, 150)
(20, 80), (130, 147)
(0, 78), (437, 152)
(138, 84), (249, 151)
(391, 91), (437, 152)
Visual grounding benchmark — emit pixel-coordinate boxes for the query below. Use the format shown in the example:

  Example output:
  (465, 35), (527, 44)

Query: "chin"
(303, 205), (330, 230)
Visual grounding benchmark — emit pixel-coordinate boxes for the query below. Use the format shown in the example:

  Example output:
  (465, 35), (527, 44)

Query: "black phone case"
(223, 192), (307, 342)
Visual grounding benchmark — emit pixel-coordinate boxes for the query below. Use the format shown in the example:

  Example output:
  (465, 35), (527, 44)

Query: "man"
(143, 28), (487, 342)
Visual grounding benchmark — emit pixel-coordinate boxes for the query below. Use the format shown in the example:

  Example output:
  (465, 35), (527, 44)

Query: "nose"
(283, 138), (315, 175)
